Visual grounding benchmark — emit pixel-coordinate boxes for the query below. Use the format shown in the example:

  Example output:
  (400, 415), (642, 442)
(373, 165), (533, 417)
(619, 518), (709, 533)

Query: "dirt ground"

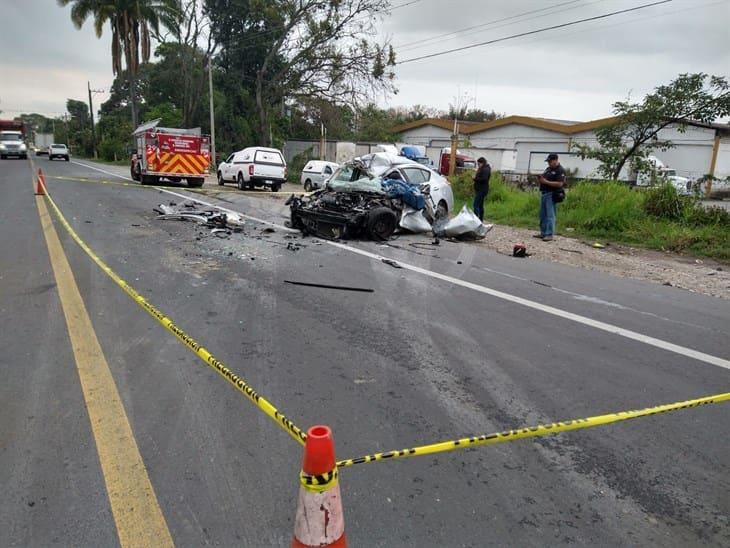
(479, 224), (730, 300)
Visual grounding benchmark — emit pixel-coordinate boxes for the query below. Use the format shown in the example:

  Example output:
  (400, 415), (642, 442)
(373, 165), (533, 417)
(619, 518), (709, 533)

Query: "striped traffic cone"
(35, 168), (46, 195)
(292, 425), (346, 547)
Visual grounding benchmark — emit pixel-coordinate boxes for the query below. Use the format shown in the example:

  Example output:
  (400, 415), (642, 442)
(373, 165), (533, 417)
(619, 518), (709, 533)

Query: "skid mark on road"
(34, 164), (174, 548)
(70, 161), (730, 371)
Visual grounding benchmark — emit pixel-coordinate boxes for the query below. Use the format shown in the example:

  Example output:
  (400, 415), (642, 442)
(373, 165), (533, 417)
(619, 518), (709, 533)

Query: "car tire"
(366, 207), (397, 240)
(188, 178), (204, 188)
(131, 163), (140, 181)
(217, 171), (224, 186)
(271, 183), (281, 192)
(0, 155), (5, 160)
(436, 200), (448, 220)
(304, 179), (312, 192)
(64, 156), (69, 161)
(237, 173), (245, 190)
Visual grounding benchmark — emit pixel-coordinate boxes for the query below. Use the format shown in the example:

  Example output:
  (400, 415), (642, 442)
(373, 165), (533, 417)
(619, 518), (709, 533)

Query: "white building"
(394, 116), (730, 181)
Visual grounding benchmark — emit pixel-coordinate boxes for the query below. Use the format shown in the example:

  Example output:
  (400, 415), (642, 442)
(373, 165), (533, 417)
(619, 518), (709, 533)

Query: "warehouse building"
(393, 116), (730, 181)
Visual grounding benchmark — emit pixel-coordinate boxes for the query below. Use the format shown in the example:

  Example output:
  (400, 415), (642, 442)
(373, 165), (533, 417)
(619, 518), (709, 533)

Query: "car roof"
(357, 152), (431, 176)
(237, 146), (283, 153)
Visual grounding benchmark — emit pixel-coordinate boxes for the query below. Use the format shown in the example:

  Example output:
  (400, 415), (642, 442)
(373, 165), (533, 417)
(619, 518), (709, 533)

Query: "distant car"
(217, 146), (287, 192)
(300, 160), (339, 191)
(48, 143), (70, 161)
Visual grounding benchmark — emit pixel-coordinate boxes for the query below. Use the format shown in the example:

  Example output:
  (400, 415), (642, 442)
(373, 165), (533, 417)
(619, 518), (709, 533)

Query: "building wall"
(398, 121), (720, 180)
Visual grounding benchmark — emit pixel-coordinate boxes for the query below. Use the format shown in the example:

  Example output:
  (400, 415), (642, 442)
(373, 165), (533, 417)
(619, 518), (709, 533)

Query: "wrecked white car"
(286, 155), (450, 240)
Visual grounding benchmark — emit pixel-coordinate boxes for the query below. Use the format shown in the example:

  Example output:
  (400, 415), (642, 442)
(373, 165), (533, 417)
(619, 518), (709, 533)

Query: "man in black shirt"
(536, 153), (565, 241)
(473, 157), (491, 222)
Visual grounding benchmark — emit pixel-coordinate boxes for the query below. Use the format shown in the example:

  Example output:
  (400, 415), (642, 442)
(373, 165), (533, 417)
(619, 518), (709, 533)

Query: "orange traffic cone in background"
(35, 168), (46, 196)
(293, 426), (347, 547)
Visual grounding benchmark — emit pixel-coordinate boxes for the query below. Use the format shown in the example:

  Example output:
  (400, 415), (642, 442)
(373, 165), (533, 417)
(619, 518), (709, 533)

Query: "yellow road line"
(33, 169), (174, 547)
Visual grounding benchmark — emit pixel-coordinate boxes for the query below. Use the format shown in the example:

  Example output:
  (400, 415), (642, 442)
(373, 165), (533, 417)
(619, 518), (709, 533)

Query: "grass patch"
(449, 172), (730, 261)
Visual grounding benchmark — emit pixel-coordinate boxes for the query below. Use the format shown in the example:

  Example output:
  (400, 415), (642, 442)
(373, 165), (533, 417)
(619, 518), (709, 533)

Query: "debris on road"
(381, 258), (402, 269)
(153, 201), (245, 233)
(283, 280), (374, 293)
(434, 205), (492, 240)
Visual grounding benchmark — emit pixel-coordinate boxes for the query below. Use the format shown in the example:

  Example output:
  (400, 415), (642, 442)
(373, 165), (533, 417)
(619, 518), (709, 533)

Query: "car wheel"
(0, 155), (5, 160)
(304, 179), (312, 192)
(436, 200), (448, 220)
(366, 207), (398, 240)
(271, 183), (281, 192)
(64, 156), (70, 161)
(188, 178), (204, 188)
(217, 171), (224, 186)
(237, 173), (245, 190)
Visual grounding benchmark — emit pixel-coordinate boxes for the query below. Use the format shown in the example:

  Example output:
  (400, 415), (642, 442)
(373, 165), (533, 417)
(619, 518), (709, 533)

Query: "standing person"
(473, 157), (491, 223)
(536, 153), (565, 242)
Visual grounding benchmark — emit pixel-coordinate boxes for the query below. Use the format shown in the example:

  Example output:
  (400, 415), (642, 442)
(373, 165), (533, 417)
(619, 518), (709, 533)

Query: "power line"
(394, 0), (583, 50)
(397, 0), (673, 65)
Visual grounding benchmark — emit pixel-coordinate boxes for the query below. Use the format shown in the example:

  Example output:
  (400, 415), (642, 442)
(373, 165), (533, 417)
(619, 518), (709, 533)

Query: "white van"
(217, 146), (287, 192)
(300, 160), (339, 191)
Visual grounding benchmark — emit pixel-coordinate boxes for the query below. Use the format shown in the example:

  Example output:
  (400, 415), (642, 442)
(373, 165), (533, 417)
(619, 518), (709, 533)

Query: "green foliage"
(574, 73), (730, 180)
(449, 174), (730, 260)
(642, 183), (688, 221)
(287, 149), (317, 183)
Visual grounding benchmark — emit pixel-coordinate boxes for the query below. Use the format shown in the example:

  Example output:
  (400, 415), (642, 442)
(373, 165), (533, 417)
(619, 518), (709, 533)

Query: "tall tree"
(574, 73), (730, 180)
(58, 0), (180, 128)
(206, 0), (396, 146)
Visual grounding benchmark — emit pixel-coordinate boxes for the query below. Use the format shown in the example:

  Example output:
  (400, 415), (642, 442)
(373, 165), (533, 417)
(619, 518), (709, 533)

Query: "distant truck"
(130, 119), (210, 187)
(634, 155), (691, 195)
(399, 145), (432, 167)
(35, 133), (54, 155)
(438, 147), (476, 176)
(0, 120), (28, 159)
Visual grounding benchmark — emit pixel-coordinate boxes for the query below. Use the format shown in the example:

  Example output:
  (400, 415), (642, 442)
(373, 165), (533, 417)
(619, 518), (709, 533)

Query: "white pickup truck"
(0, 131), (28, 159)
(217, 146), (287, 192)
(635, 156), (691, 195)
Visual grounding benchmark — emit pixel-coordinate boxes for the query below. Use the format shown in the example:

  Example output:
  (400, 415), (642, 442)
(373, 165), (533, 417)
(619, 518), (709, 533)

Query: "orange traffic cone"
(292, 426), (347, 547)
(35, 168), (46, 196)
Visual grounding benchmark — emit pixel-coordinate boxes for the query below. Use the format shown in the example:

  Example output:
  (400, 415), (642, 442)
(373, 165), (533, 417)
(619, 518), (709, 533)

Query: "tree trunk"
(256, 71), (270, 146)
(128, 71), (138, 129)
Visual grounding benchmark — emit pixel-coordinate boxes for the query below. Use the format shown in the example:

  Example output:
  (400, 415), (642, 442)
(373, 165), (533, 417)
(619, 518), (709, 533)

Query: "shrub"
(561, 181), (644, 233)
(642, 183), (691, 221)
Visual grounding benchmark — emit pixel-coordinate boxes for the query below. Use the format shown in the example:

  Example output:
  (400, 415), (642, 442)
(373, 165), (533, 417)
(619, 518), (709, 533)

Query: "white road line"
(70, 160), (730, 371)
(72, 160), (135, 181)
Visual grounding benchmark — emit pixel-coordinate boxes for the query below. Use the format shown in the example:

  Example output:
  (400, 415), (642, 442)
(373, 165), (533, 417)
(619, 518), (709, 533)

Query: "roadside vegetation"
(450, 172), (730, 261)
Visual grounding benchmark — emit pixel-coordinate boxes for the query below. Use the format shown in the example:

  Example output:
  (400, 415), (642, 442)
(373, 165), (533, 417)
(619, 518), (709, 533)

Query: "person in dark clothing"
(473, 157), (491, 222)
(536, 153), (566, 241)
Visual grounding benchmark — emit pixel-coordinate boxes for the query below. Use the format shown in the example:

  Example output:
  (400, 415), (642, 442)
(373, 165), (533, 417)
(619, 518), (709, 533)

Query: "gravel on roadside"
(478, 224), (730, 300)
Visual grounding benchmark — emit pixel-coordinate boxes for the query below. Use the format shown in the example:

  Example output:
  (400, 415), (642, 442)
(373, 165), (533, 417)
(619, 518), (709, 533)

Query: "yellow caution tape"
(300, 468), (339, 493)
(336, 392), (730, 468)
(41, 185), (307, 446)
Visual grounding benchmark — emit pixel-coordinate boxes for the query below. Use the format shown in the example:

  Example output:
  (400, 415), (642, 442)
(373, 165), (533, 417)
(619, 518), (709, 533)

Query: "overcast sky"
(1, 0), (728, 121)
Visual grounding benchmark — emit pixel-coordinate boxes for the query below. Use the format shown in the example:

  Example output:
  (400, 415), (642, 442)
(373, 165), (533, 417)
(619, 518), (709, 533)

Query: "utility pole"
(207, 57), (217, 170)
(449, 118), (458, 177)
(87, 81), (100, 158)
(320, 123), (325, 160)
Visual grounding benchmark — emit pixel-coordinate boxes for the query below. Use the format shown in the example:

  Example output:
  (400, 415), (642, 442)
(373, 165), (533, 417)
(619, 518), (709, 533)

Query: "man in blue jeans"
(535, 153), (565, 242)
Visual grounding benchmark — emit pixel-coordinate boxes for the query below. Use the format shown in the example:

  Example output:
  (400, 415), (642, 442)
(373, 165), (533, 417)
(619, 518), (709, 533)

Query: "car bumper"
(251, 176), (285, 186)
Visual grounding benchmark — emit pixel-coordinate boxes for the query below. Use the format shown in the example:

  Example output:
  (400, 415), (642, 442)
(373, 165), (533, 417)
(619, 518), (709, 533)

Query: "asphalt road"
(1, 157), (728, 547)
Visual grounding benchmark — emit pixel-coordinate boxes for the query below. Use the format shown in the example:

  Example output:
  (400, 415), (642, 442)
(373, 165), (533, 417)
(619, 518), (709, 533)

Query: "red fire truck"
(130, 119), (210, 187)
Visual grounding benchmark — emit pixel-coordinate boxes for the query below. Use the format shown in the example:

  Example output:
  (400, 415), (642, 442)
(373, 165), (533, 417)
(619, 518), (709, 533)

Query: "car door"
(320, 164), (334, 186)
(222, 154), (235, 180)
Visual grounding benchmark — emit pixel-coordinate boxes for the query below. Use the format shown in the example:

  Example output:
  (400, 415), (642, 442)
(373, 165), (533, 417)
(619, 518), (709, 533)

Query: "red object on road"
(35, 168), (46, 196)
(293, 426), (347, 547)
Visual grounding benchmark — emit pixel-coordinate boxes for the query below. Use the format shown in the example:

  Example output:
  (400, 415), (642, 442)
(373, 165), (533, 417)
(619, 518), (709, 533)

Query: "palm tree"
(58, 0), (179, 128)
